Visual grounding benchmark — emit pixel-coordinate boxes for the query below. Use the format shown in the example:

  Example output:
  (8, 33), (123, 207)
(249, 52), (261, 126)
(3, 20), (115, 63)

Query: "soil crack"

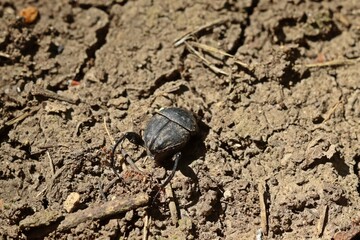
(74, 8), (110, 81)
(228, 0), (259, 55)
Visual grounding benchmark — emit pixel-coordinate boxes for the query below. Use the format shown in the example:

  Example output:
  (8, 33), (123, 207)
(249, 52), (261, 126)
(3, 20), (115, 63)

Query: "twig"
(316, 205), (328, 237)
(174, 18), (229, 47)
(165, 183), (178, 225)
(98, 181), (107, 200)
(185, 41), (230, 76)
(322, 100), (343, 123)
(189, 41), (253, 70)
(42, 164), (69, 195)
(298, 58), (359, 68)
(36, 186), (47, 198)
(142, 214), (149, 240)
(103, 177), (121, 194)
(36, 164), (68, 198)
(103, 116), (115, 144)
(46, 151), (55, 176)
(5, 106), (40, 126)
(258, 181), (268, 236)
(31, 85), (78, 104)
(0, 52), (11, 59)
(38, 144), (70, 149)
(57, 193), (149, 231)
(19, 209), (63, 229)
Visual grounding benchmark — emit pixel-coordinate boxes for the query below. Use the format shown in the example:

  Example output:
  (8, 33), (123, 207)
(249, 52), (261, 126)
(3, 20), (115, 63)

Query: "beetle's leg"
(160, 152), (181, 188)
(153, 152), (181, 200)
(111, 132), (144, 177)
(120, 148), (144, 174)
(124, 132), (145, 146)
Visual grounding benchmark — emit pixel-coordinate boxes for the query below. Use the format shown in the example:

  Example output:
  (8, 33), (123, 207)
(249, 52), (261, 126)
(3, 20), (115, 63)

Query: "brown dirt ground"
(1, 0), (360, 239)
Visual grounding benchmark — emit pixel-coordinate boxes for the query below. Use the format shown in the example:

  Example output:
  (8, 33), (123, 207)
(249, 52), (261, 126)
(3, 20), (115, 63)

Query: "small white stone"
(63, 192), (81, 213)
(223, 189), (233, 200)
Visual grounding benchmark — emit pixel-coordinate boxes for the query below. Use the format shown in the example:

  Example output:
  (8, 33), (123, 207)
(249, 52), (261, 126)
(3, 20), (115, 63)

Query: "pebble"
(63, 192), (81, 213)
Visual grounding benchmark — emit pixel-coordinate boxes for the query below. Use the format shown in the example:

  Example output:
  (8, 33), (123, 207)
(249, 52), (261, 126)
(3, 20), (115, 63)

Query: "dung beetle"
(111, 107), (199, 197)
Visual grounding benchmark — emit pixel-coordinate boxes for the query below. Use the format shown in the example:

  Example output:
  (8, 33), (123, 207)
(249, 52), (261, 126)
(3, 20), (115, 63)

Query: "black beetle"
(111, 107), (199, 196)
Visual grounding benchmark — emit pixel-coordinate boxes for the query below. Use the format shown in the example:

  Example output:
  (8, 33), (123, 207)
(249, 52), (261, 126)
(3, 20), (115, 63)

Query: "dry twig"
(185, 41), (230, 76)
(322, 100), (343, 123)
(36, 164), (69, 198)
(258, 181), (268, 236)
(5, 106), (40, 126)
(174, 18), (255, 76)
(316, 205), (328, 237)
(0, 52), (11, 60)
(103, 116), (115, 144)
(31, 86), (78, 104)
(174, 18), (229, 47)
(20, 193), (149, 238)
(189, 41), (253, 70)
(142, 214), (150, 240)
(46, 151), (55, 176)
(58, 193), (149, 231)
(165, 183), (178, 225)
(299, 58), (359, 68)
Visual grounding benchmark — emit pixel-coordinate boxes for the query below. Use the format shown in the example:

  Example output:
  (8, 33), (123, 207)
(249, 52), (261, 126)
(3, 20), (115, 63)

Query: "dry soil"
(1, 0), (360, 239)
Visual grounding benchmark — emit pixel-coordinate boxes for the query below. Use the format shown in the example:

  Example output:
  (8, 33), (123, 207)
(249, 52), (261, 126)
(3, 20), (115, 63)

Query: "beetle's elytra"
(111, 107), (199, 198)
(143, 107), (198, 161)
